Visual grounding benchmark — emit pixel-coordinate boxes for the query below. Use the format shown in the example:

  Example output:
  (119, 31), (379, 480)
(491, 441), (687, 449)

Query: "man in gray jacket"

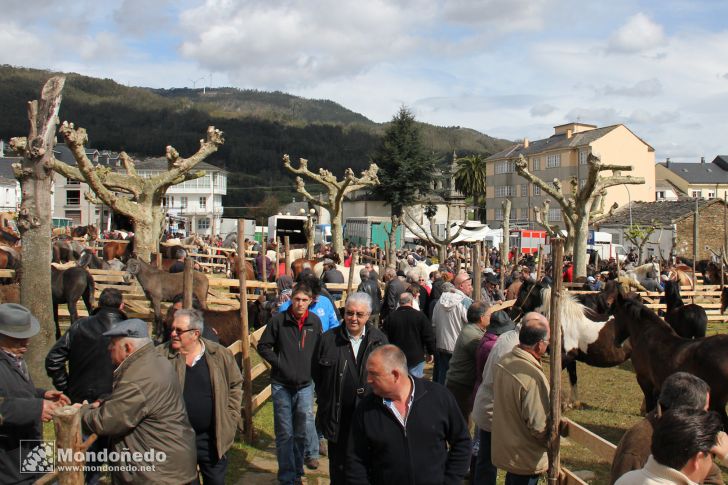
(81, 319), (197, 485)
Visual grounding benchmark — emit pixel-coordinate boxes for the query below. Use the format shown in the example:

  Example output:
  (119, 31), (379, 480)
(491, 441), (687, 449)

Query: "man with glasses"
(258, 284), (323, 485)
(491, 312), (550, 485)
(157, 309), (243, 485)
(312, 292), (387, 484)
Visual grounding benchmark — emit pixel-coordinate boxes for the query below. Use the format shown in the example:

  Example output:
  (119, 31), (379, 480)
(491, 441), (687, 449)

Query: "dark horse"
(662, 279), (707, 338)
(611, 292), (728, 424)
(51, 266), (95, 339)
(512, 279), (631, 406)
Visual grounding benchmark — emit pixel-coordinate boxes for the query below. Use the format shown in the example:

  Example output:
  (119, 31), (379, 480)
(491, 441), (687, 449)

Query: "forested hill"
(0, 65), (512, 216)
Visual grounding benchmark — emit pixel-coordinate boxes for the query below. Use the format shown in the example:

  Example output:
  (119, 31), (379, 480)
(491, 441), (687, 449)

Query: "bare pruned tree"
(283, 155), (379, 262)
(52, 124), (224, 261)
(401, 204), (465, 264)
(515, 153), (644, 278)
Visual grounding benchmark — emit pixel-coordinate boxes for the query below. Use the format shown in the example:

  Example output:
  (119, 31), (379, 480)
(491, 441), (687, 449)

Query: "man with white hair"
(157, 309), (243, 485)
(80, 319), (197, 484)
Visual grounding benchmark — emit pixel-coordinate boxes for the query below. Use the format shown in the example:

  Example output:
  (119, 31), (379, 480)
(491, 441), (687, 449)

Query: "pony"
(666, 264), (695, 288)
(512, 279), (631, 407)
(103, 238), (134, 263)
(662, 278), (707, 339)
(575, 280), (619, 315)
(626, 262), (661, 291)
(611, 293), (728, 424)
(51, 266), (95, 339)
(71, 224), (98, 241)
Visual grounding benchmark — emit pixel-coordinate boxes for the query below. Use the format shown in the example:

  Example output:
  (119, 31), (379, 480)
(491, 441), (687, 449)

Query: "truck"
(344, 216), (403, 249)
(509, 229), (548, 255)
(267, 215), (308, 245)
(315, 224), (332, 245)
(587, 230), (627, 262)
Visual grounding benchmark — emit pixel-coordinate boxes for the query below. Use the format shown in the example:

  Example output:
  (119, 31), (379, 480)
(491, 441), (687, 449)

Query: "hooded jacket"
(432, 289), (472, 353)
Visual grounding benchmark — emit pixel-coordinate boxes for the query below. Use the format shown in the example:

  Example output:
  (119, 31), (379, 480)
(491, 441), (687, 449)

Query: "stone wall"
(674, 202), (728, 260)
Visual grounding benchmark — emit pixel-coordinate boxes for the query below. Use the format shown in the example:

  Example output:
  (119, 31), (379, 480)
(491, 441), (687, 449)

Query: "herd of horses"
(510, 273), (728, 426)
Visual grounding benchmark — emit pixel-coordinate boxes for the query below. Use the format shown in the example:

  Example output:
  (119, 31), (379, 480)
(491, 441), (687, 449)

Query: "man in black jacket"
(347, 345), (470, 485)
(357, 269), (382, 324)
(382, 292), (435, 378)
(312, 292), (387, 484)
(380, 268), (406, 325)
(257, 283), (323, 485)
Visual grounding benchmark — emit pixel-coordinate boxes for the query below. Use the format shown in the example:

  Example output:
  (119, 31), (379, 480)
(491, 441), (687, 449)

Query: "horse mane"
(619, 296), (668, 329)
(630, 262), (659, 277)
(536, 287), (607, 353)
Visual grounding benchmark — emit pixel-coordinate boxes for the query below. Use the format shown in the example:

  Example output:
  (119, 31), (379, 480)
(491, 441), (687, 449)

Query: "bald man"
(491, 313), (551, 485)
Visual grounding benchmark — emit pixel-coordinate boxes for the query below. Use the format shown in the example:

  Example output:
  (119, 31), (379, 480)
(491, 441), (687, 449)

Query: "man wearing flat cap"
(79, 318), (197, 484)
(0, 303), (70, 485)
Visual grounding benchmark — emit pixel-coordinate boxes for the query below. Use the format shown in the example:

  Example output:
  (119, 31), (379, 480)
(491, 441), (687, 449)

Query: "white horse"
(627, 262), (661, 290)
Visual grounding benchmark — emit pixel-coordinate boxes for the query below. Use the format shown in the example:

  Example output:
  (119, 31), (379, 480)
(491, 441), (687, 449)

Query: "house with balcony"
(50, 144), (227, 235)
(484, 122), (656, 228)
(655, 155), (728, 201)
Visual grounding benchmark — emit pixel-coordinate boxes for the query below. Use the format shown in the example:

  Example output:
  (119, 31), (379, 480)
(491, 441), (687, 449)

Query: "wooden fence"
(560, 418), (617, 485)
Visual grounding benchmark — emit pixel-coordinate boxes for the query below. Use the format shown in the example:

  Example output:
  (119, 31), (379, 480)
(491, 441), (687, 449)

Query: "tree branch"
(153, 126), (224, 186)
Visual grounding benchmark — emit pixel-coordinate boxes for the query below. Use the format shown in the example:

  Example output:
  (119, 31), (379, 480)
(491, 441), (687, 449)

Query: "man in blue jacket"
(346, 345), (470, 484)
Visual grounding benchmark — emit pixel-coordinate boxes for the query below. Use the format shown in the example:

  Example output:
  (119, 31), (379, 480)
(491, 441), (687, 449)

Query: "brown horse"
(71, 224), (98, 240)
(226, 253), (255, 280)
(291, 257), (318, 279)
(103, 239), (134, 262)
(612, 292), (728, 424)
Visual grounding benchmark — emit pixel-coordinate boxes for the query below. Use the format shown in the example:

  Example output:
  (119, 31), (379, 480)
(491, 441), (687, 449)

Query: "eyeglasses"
(171, 327), (197, 335)
(345, 311), (370, 318)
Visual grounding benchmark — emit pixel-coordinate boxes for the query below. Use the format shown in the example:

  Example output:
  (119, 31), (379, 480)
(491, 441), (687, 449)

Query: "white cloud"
(530, 103), (557, 117)
(0, 22), (53, 65)
(608, 13), (666, 53)
(601, 78), (662, 97)
(112, 0), (175, 35)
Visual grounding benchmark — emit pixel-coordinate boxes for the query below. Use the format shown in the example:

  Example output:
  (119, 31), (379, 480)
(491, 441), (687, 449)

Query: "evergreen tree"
(371, 107), (436, 263)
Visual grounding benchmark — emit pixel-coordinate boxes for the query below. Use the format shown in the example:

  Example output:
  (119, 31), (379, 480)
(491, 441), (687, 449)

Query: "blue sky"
(3, 0), (728, 163)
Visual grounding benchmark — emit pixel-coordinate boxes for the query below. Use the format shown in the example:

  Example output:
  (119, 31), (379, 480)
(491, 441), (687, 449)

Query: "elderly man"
(0, 304), (69, 485)
(432, 271), (473, 384)
(491, 312), (550, 485)
(157, 309), (243, 485)
(312, 292), (387, 484)
(382, 292), (435, 377)
(347, 345), (470, 484)
(81, 318), (197, 484)
(481, 274), (504, 306)
(258, 283), (323, 485)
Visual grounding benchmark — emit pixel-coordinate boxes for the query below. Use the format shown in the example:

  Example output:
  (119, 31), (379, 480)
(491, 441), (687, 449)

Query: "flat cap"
(103, 318), (149, 338)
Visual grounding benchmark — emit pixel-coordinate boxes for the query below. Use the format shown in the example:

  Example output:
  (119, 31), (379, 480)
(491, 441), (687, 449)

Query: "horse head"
(77, 250), (92, 268)
(510, 279), (547, 321)
(610, 291), (639, 345)
(126, 258), (141, 279)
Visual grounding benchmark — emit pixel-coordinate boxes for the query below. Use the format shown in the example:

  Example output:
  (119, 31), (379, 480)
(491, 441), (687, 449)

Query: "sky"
(3, 0), (728, 163)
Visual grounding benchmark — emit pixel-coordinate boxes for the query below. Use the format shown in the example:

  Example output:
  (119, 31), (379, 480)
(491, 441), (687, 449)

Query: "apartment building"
(484, 123), (656, 228)
(655, 155), (728, 201)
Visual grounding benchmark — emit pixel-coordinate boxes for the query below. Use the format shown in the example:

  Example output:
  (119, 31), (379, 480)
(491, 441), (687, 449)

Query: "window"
(66, 190), (80, 206)
(510, 207), (516, 219)
(579, 149), (589, 165)
(532, 157), (540, 171)
(199, 197), (207, 209)
(521, 208), (530, 219)
(520, 184), (528, 197)
(197, 218), (210, 230)
(547, 153), (561, 168)
(162, 196), (174, 208)
(707, 191), (716, 199)
(548, 207), (562, 221)
(495, 208), (503, 220)
(495, 185), (515, 197)
(495, 160), (515, 174)
(691, 190), (702, 198)
(656, 191), (666, 200)
(533, 185), (541, 196)
(66, 178), (80, 185)
(180, 197), (188, 209)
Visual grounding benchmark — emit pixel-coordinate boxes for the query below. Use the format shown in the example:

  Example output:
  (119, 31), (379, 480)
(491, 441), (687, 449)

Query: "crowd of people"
(1, 241), (726, 485)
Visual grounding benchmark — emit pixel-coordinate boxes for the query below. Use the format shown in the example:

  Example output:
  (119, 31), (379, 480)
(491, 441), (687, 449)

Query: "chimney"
(666, 157), (671, 168)
(701, 156), (705, 164)
(566, 129), (573, 139)
(523, 138), (529, 149)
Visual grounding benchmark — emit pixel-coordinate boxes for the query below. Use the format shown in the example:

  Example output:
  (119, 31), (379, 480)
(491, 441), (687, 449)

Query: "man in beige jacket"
(491, 312), (550, 485)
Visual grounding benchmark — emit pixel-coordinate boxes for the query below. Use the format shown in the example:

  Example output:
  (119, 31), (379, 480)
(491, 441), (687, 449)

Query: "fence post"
(547, 238), (564, 484)
(346, 249), (358, 300)
(284, 236), (292, 277)
(261, 240), (267, 286)
(54, 406), (85, 485)
(238, 219), (253, 443)
(183, 257), (194, 309)
(473, 244), (481, 302)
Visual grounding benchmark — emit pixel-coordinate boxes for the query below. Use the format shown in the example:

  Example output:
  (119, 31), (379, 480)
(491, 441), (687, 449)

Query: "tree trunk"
(438, 244), (447, 265)
(330, 209), (345, 263)
(15, 77), (65, 388)
(388, 215), (399, 268)
(572, 214), (590, 279)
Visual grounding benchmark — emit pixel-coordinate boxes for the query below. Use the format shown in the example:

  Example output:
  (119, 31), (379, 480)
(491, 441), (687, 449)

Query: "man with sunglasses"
(157, 309), (243, 485)
(312, 292), (388, 484)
